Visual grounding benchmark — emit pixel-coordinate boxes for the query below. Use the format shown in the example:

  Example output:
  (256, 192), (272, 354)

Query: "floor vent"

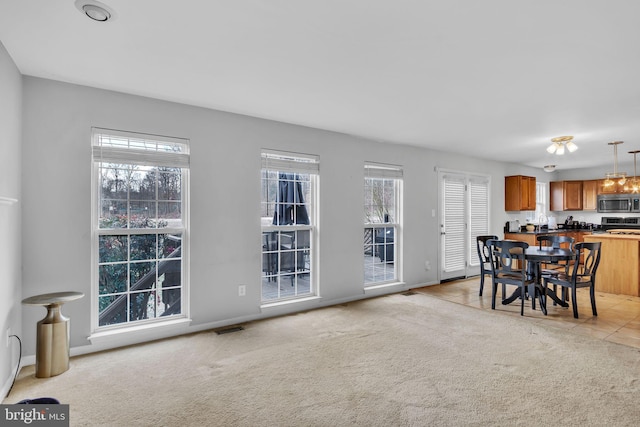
(215, 325), (245, 335)
(402, 291), (416, 296)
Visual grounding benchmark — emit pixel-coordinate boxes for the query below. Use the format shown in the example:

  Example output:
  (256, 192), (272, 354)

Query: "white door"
(439, 171), (490, 281)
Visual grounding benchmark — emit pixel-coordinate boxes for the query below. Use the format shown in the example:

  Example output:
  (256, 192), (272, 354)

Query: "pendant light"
(603, 141), (627, 187)
(628, 150), (640, 193)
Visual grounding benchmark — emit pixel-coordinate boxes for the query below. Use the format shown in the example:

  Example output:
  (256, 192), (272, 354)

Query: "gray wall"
(17, 77), (532, 359)
(0, 41), (22, 396)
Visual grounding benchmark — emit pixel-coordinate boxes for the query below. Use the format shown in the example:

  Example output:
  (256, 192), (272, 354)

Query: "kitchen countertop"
(585, 232), (640, 240)
(505, 229), (594, 235)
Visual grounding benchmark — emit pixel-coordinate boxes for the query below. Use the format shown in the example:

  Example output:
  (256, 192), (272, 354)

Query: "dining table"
(501, 245), (576, 315)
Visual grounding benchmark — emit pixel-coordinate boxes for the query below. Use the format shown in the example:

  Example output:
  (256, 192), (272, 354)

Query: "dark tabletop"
(524, 246), (575, 262)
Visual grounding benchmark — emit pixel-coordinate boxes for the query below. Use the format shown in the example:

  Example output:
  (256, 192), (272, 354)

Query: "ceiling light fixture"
(546, 136), (578, 155)
(75, 0), (115, 22)
(543, 165), (556, 173)
(603, 141), (627, 187)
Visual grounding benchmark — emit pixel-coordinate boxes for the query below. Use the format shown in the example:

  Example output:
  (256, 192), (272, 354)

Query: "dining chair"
(476, 235), (498, 296)
(536, 235), (575, 286)
(488, 239), (536, 316)
(542, 242), (601, 319)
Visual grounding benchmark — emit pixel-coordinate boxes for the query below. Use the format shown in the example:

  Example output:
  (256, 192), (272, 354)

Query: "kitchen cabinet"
(505, 175), (536, 211)
(550, 180), (583, 211)
(597, 178), (630, 194)
(582, 180), (598, 210)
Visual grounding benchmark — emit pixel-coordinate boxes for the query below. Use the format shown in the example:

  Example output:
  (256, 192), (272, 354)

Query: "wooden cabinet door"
(550, 181), (563, 211)
(582, 180), (597, 210)
(525, 176), (536, 210)
(597, 178), (624, 194)
(550, 181), (583, 210)
(563, 181), (583, 210)
(504, 176), (519, 211)
(505, 175), (536, 211)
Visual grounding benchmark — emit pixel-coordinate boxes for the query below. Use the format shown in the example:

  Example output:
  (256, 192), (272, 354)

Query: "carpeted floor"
(4, 292), (640, 426)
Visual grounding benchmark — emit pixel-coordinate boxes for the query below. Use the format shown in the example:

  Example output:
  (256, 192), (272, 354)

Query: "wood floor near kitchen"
(413, 277), (640, 349)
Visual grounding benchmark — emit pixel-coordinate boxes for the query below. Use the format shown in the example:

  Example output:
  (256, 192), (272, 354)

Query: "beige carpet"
(4, 292), (640, 426)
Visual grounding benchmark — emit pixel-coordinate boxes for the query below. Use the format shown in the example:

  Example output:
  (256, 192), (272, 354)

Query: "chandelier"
(603, 141), (627, 187)
(626, 150), (640, 193)
(546, 136), (578, 155)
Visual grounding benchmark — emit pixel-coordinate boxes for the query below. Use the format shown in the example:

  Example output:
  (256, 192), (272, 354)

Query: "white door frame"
(437, 169), (491, 282)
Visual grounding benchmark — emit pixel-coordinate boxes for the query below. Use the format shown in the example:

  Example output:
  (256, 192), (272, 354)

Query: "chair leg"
(520, 285), (525, 316)
(479, 271), (485, 296)
(491, 280), (497, 310)
(571, 286), (579, 319)
(590, 285), (598, 317)
(540, 280), (548, 315)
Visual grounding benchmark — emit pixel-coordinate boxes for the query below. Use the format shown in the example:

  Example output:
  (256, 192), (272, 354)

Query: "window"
(261, 150), (318, 302)
(92, 128), (189, 329)
(535, 182), (547, 222)
(364, 163), (402, 286)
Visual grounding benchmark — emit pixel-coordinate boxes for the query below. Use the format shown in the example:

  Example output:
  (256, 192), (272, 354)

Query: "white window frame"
(91, 128), (190, 333)
(261, 150), (319, 303)
(364, 162), (403, 287)
(535, 182), (548, 223)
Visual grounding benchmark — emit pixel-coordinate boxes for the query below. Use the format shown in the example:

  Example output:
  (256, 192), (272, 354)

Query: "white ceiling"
(2, 0), (640, 171)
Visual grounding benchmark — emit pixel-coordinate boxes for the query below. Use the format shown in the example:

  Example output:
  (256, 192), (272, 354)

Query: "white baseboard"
(1, 359), (21, 402)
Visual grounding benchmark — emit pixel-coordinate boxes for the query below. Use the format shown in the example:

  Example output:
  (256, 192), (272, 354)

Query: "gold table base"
(22, 291), (84, 378)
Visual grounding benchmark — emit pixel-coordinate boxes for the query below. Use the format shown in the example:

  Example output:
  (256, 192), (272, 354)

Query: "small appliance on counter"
(505, 220), (520, 232)
(547, 216), (557, 230)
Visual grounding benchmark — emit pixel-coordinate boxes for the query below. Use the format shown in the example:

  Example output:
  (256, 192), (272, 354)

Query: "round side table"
(22, 291), (84, 378)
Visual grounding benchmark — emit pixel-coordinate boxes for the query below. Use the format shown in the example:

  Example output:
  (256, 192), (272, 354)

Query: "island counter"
(583, 233), (640, 296)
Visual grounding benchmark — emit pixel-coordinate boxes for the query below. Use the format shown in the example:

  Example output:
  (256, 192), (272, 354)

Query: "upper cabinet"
(596, 178), (637, 194)
(505, 175), (536, 211)
(582, 180), (598, 210)
(550, 180), (583, 211)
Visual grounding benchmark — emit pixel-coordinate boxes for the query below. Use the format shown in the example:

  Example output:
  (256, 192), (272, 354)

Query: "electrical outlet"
(238, 285), (246, 297)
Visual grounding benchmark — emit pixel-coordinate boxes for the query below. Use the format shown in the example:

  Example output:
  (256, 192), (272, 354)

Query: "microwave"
(597, 194), (640, 213)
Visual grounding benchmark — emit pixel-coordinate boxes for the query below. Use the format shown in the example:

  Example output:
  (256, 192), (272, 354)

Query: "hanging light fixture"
(603, 141), (627, 187)
(627, 150), (640, 193)
(543, 165), (556, 172)
(546, 136), (578, 155)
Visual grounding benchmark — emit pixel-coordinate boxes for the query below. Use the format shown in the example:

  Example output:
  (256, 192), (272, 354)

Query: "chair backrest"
(488, 239), (529, 275)
(476, 235), (498, 265)
(569, 242), (601, 282)
(536, 234), (574, 250)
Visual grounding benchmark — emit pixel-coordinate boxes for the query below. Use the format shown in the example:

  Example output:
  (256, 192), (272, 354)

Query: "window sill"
(88, 317), (192, 345)
(364, 281), (405, 293)
(260, 295), (322, 310)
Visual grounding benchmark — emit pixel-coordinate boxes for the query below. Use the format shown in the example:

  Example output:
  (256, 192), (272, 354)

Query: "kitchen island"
(584, 233), (640, 296)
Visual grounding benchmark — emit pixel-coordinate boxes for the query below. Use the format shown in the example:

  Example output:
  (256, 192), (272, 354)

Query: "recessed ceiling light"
(83, 5), (110, 21)
(75, 0), (116, 22)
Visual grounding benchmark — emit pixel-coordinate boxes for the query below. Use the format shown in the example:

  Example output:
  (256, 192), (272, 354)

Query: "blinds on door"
(468, 178), (490, 267)
(443, 175), (466, 273)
